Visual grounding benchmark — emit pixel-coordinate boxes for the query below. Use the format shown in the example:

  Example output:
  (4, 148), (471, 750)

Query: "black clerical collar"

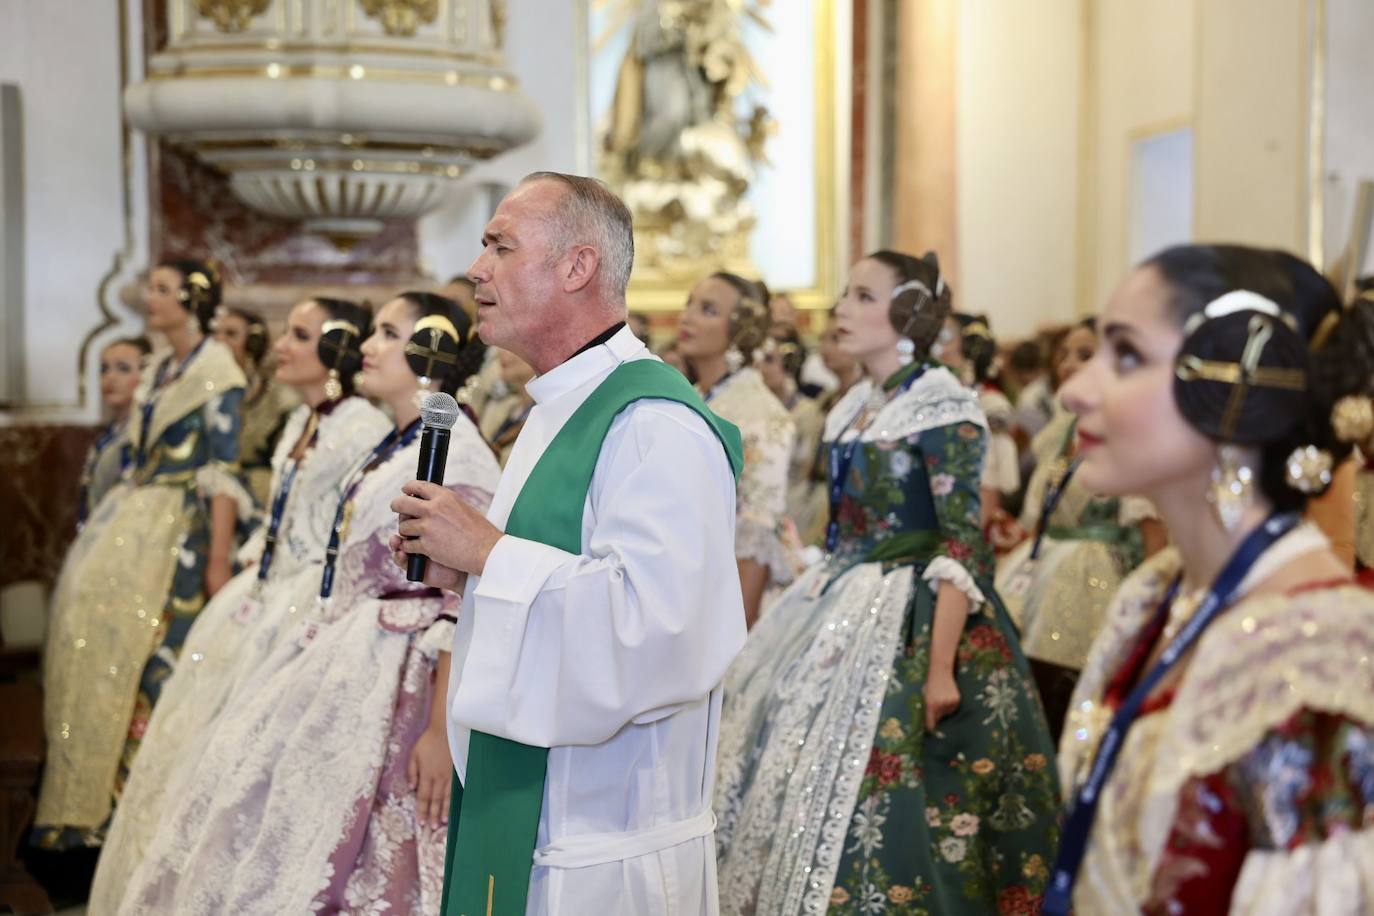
(571, 321), (627, 358)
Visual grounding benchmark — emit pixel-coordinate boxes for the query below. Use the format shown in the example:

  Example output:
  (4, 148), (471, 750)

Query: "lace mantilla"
(823, 365), (987, 445)
(716, 564), (913, 914)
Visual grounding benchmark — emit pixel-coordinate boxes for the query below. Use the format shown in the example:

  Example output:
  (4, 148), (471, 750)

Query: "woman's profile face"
(1060, 266), (1214, 500)
(1054, 324), (1097, 387)
(272, 300), (329, 392)
(359, 298), (422, 407)
(215, 311), (252, 369)
(143, 266), (187, 332)
(832, 258), (901, 366)
(99, 342), (144, 413)
(677, 276), (739, 360)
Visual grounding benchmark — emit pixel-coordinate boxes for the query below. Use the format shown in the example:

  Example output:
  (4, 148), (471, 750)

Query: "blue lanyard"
(1030, 442), (1083, 561)
(255, 412), (326, 582)
(256, 461), (303, 583)
(137, 338), (207, 467)
(317, 420), (421, 600)
(1042, 511), (1303, 914)
(825, 365), (927, 552)
(702, 370), (736, 404)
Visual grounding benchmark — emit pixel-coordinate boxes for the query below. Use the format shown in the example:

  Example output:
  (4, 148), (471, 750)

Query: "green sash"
(440, 358), (743, 916)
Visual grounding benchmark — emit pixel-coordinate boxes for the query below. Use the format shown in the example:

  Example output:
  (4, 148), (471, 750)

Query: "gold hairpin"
(1174, 315), (1306, 439)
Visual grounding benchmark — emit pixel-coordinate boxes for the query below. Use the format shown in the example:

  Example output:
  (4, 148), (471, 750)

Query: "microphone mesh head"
(419, 391), (461, 429)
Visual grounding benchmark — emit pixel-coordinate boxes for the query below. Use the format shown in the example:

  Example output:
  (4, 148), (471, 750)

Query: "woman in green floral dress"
(715, 250), (1059, 915)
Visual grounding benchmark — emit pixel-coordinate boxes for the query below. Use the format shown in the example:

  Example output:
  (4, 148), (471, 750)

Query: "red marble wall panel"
(0, 426), (97, 590)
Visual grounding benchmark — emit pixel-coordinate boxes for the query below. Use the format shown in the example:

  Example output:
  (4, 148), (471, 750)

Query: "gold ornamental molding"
(145, 62), (516, 91)
(197, 0), (271, 33)
(360, 0), (439, 38)
(491, 0), (507, 47)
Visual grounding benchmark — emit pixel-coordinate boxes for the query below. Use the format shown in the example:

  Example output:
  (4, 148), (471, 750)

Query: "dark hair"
(1144, 243), (1374, 511)
(1008, 340), (1043, 374)
(627, 310), (652, 344)
(312, 297), (371, 398)
(767, 325), (807, 383)
(395, 291), (485, 396)
(709, 271), (771, 357)
(106, 336), (152, 359)
(220, 306), (270, 368)
(157, 258), (221, 333)
(865, 249), (952, 357)
(954, 313), (998, 385)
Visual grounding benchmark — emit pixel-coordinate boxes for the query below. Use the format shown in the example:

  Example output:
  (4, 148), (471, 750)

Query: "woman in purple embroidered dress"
(117, 292), (501, 915)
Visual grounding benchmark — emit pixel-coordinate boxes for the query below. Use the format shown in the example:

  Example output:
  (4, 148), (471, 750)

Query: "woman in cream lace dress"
(118, 292), (501, 915)
(677, 270), (797, 626)
(1048, 245), (1374, 914)
(89, 297), (390, 912)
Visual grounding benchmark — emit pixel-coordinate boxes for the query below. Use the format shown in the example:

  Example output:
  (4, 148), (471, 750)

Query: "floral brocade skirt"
(716, 559), (1061, 916)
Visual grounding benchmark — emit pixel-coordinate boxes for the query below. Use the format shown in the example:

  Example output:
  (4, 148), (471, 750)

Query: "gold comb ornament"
(319, 319), (362, 402)
(1174, 315), (1307, 441)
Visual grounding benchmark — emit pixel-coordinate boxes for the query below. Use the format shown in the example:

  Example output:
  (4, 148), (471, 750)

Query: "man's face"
(466, 181), (565, 355)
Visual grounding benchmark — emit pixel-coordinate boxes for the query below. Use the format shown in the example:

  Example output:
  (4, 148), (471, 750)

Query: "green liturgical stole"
(440, 358), (743, 916)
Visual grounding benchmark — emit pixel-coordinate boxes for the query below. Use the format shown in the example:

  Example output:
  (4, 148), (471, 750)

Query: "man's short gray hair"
(518, 171), (635, 301)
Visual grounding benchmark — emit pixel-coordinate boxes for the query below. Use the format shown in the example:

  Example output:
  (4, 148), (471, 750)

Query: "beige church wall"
(1192, 0), (1310, 258)
(894, 0), (960, 296)
(0, 0), (145, 420)
(953, 0), (1354, 331)
(1084, 0), (1195, 309)
(1321, 0), (1374, 280)
(953, 0), (1083, 338)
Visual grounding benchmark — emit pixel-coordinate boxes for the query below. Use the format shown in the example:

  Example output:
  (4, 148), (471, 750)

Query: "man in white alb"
(390, 172), (746, 915)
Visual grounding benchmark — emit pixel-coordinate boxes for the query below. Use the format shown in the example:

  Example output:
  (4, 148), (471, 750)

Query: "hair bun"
(318, 318), (367, 381)
(1173, 310), (1309, 445)
(404, 311), (470, 381)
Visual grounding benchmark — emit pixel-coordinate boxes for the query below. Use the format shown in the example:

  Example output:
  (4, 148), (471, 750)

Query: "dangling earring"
(1207, 444), (1254, 534)
(323, 369), (343, 402)
(724, 347), (745, 373)
(895, 337), (916, 367)
(412, 375), (433, 409)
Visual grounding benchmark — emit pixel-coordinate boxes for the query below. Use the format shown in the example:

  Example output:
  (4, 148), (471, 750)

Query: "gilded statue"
(597, 0), (775, 281)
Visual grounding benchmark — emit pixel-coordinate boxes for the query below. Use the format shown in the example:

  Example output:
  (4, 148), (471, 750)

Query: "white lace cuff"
(735, 516), (796, 586)
(922, 557), (986, 611)
(236, 524), (267, 569)
(1231, 825), (1374, 915)
(197, 463), (256, 521)
(418, 618), (456, 660)
(1118, 495), (1159, 526)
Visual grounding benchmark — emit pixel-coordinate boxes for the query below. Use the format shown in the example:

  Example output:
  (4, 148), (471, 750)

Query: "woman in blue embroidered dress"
(35, 259), (249, 849)
(715, 250), (1060, 916)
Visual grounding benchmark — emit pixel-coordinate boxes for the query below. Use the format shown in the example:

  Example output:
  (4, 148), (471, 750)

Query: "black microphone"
(407, 391), (461, 582)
